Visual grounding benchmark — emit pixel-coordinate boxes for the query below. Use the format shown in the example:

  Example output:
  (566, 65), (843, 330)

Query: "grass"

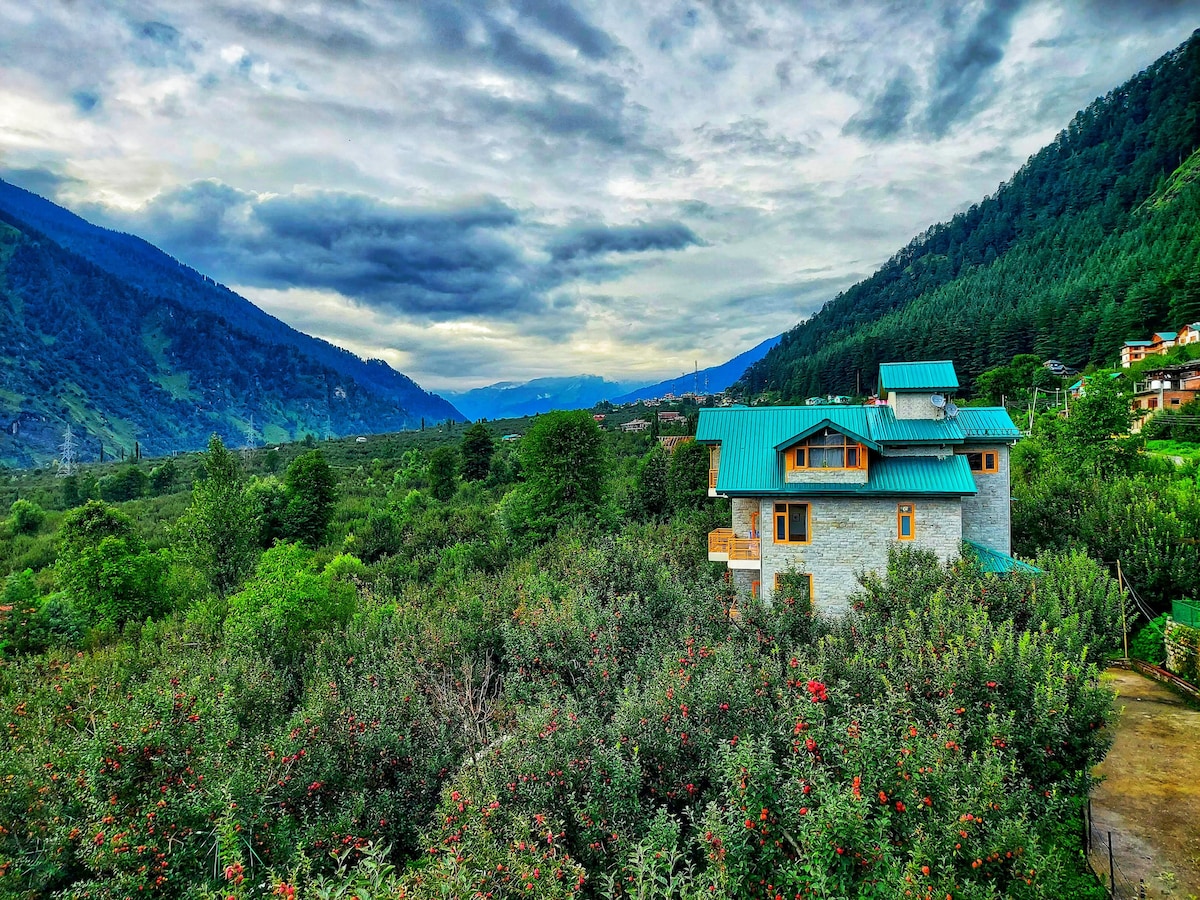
(1146, 439), (1200, 461)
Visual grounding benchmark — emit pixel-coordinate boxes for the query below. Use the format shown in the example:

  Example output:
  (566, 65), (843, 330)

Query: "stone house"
(697, 360), (1027, 614)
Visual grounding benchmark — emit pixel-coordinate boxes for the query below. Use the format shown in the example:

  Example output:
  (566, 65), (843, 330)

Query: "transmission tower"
(242, 414), (259, 465)
(57, 424), (77, 478)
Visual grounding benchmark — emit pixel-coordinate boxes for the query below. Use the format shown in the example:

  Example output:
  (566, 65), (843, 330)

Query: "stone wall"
(888, 392), (942, 420)
(1165, 620), (1200, 685)
(757, 496), (962, 615)
(959, 445), (1011, 555)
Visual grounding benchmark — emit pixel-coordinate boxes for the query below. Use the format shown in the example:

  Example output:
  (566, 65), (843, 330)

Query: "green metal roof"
(772, 417), (880, 452)
(1155, 332), (1178, 340)
(1124, 340), (1154, 347)
(867, 410), (965, 444)
(955, 408), (1021, 441)
(878, 360), (959, 393)
(964, 540), (1041, 575)
(697, 406), (980, 495)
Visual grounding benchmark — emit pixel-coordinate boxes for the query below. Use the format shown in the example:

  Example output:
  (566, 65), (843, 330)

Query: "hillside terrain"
(739, 29), (1200, 401)
(444, 374), (646, 420)
(612, 334), (782, 403)
(0, 181), (461, 467)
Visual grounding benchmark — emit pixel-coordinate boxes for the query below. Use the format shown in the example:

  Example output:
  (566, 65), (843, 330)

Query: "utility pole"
(57, 424), (77, 478)
(1117, 558), (1129, 661)
(242, 414), (258, 465)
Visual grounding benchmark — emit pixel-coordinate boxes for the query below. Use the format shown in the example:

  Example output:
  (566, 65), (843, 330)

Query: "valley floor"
(1090, 668), (1200, 898)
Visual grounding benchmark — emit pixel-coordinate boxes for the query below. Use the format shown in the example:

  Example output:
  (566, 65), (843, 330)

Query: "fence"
(1173, 598), (1200, 628)
(1085, 800), (1148, 899)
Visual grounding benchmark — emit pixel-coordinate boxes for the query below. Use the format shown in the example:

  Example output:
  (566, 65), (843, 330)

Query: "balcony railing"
(708, 529), (760, 561)
(708, 528), (732, 555)
(729, 537), (760, 561)
(709, 467), (719, 489)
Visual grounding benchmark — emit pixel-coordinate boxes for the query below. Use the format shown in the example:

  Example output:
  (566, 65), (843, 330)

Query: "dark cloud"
(1077, 0), (1196, 22)
(843, 68), (916, 141)
(1, 165), (81, 200)
(548, 221), (702, 260)
(71, 91), (101, 113)
(697, 117), (811, 158)
(512, 0), (618, 59)
(213, 6), (376, 58)
(99, 181), (546, 318)
(926, 0), (1026, 137)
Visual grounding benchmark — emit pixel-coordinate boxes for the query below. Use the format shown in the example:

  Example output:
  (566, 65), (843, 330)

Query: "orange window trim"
(774, 572), (814, 604)
(963, 450), (1000, 474)
(897, 502), (916, 541)
(784, 432), (868, 472)
(773, 502), (812, 545)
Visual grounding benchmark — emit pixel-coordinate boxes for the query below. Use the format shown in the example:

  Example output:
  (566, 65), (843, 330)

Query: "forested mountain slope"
(0, 206), (460, 467)
(739, 29), (1200, 401)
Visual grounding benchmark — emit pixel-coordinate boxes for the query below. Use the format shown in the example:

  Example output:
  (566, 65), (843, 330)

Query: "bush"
(9, 498), (45, 534)
(1129, 613), (1167, 664)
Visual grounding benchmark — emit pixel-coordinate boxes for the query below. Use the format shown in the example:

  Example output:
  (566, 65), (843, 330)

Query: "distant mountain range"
(0, 179), (461, 467)
(612, 335), (782, 403)
(444, 375), (647, 421)
(740, 30), (1200, 401)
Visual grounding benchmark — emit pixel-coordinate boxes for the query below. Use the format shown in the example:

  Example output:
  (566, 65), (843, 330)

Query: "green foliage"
(148, 457), (178, 494)
(225, 543), (359, 655)
(666, 439), (709, 512)
(57, 500), (169, 628)
(460, 422), (496, 482)
(99, 465), (149, 502)
(283, 449), (338, 546)
(1061, 376), (1140, 475)
(428, 445), (459, 501)
(8, 498), (44, 534)
(634, 445), (670, 519)
(1129, 613), (1167, 664)
(175, 435), (258, 599)
(974, 354), (1061, 404)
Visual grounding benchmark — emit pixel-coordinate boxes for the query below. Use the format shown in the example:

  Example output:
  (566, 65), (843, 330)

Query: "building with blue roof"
(697, 360), (1024, 613)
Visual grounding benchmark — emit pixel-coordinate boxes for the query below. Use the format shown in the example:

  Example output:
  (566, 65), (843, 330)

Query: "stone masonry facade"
(760, 496), (963, 615)
(958, 445), (1012, 555)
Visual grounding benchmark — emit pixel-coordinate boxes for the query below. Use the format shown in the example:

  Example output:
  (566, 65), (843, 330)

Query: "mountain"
(0, 180), (462, 467)
(612, 335), (782, 403)
(445, 375), (646, 420)
(740, 30), (1200, 402)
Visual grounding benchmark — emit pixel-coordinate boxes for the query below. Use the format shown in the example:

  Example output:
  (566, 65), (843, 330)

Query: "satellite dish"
(945, 401), (959, 419)
(930, 394), (946, 409)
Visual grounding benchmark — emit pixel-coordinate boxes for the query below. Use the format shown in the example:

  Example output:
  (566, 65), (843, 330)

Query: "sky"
(0, 1), (1197, 393)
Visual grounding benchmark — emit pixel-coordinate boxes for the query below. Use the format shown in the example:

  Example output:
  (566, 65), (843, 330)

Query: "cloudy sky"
(0, 1), (1196, 392)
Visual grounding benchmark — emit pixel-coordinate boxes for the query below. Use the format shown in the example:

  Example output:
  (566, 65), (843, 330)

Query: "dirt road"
(1090, 668), (1200, 899)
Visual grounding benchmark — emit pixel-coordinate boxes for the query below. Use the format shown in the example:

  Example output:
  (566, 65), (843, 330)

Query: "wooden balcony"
(708, 467), (720, 496)
(708, 529), (760, 569)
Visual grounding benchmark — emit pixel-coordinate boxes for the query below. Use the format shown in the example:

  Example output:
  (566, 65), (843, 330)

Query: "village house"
(697, 360), (1027, 614)
(620, 418), (650, 433)
(1121, 329), (1182, 367)
(1131, 361), (1200, 429)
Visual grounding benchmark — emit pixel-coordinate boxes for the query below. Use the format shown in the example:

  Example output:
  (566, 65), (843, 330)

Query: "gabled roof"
(955, 408), (1022, 441)
(878, 360), (959, 393)
(1155, 332), (1178, 341)
(964, 540), (1041, 575)
(773, 418), (880, 452)
(1124, 340), (1154, 347)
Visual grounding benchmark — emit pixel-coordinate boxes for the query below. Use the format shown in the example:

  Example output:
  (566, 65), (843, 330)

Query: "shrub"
(9, 498), (45, 534)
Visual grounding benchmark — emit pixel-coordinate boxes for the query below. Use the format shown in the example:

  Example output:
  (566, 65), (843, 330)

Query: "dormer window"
(786, 429), (867, 471)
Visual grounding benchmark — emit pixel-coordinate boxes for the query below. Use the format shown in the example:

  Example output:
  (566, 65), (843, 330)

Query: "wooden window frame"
(963, 450), (999, 474)
(751, 579), (760, 598)
(773, 502), (811, 545)
(785, 429), (868, 472)
(897, 502), (916, 541)
(774, 571), (814, 604)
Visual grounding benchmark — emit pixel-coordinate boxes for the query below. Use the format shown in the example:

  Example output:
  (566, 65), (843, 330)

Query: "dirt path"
(1090, 668), (1200, 899)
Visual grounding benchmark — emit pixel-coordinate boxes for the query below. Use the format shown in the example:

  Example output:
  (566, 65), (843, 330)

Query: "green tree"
(57, 501), (168, 628)
(667, 438), (709, 511)
(100, 465), (149, 502)
(60, 473), (81, 509)
(428, 446), (459, 502)
(245, 476), (288, 548)
(634, 446), (669, 519)
(460, 423), (495, 482)
(9, 499), (45, 534)
(501, 411), (608, 544)
(282, 450), (338, 547)
(149, 458), (178, 494)
(1063, 375), (1139, 474)
(175, 435), (257, 600)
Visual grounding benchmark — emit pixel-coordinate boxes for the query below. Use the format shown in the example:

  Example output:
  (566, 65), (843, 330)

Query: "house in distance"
(697, 360), (1027, 613)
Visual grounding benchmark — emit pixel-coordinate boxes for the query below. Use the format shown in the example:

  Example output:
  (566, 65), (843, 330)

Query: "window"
(774, 572), (814, 603)
(751, 580), (760, 598)
(774, 502), (810, 544)
(786, 429), (867, 471)
(963, 451), (999, 473)
(1171, 397), (1181, 406)
(1148, 397), (1159, 409)
(897, 503), (915, 541)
